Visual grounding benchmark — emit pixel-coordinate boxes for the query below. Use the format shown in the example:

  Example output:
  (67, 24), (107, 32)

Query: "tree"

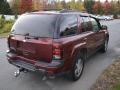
(46, 0), (58, 10)
(0, 0), (12, 14)
(61, 0), (68, 9)
(117, 0), (120, 14)
(75, 0), (85, 11)
(110, 0), (120, 18)
(69, 0), (76, 9)
(9, 0), (21, 14)
(110, 0), (116, 14)
(93, 1), (103, 14)
(102, 0), (111, 14)
(67, 0), (85, 11)
(84, 0), (94, 13)
(19, 0), (32, 14)
(32, 0), (43, 10)
(56, 0), (63, 9)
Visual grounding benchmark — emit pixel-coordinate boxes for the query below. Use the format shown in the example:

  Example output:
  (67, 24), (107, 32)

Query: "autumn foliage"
(19, 0), (32, 14)
(102, 1), (111, 14)
(9, 0), (85, 14)
(92, 1), (116, 15)
(9, 0), (120, 15)
(93, 1), (103, 14)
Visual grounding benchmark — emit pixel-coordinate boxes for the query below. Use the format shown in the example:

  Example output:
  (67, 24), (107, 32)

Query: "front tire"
(100, 39), (108, 53)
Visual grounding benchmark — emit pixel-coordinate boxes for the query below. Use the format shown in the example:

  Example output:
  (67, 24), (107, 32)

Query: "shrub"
(3, 22), (13, 33)
(0, 18), (5, 28)
(113, 13), (118, 19)
(6, 19), (14, 24)
(0, 19), (14, 34)
(1, 14), (5, 19)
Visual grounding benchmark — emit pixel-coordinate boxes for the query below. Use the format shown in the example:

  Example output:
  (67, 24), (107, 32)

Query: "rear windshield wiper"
(24, 33), (39, 40)
(24, 33), (29, 36)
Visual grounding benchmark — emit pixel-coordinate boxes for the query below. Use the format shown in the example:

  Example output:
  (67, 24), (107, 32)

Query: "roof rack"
(60, 9), (77, 13)
(31, 9), (77, 13)
(42, 8), (62, 11)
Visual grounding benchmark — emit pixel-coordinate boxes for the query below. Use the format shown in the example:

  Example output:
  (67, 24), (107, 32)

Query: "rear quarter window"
(90, 17), (99, 32)
(59, 14), (78, 37)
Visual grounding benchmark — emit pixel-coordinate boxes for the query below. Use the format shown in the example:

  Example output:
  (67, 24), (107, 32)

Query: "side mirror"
(101, 25), (107, 30)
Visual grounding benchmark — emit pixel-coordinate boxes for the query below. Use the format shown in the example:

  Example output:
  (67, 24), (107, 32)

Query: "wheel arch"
(71, 47), (87, 63)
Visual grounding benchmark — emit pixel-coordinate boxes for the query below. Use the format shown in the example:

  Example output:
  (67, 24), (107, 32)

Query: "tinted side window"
(78, 16), (84, 33)
(60, 15), (78, 37)
(90, 18), (99, 32)
(82, 17), (92, 32)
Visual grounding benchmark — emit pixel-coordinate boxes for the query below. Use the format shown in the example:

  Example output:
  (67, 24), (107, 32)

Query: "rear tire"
(69, 53), (84, 81)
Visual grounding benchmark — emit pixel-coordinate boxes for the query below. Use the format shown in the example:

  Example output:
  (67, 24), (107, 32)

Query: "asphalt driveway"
(0, 19), (120, 90)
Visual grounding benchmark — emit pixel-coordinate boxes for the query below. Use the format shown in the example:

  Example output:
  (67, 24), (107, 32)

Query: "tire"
(69, 53), (84, 81)
(100, 38), (108, 53)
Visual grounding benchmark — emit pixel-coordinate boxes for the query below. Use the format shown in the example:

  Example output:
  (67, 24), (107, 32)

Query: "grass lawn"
(0, 32), (9, 38)
(91, 57), (120, 90)
(0, 18), (14, 38)
(112, 82), (120, 90)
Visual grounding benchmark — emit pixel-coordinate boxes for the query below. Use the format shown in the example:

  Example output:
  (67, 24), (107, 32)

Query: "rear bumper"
(7, 52), (65, 76)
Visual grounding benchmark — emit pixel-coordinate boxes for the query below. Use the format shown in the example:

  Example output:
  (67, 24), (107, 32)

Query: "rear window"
(11, 14), (57, 38)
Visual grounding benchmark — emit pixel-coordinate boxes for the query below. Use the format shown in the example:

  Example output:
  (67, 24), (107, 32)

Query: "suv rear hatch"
(9, 14), (58, 63)
(9, 36), (53, 63)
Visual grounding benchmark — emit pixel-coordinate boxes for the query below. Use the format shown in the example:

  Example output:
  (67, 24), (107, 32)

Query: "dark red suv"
(7, 10), (109, 81)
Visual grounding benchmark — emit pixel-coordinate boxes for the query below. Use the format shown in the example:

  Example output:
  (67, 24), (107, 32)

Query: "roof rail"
(60, 9), (77, 13)
(30, 9), (78, 13)
(42, 8), (62, 11)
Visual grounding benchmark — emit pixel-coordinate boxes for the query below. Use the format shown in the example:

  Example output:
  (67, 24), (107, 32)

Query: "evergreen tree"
(0, 0), (12, 14)
(84, 0), (94, 13)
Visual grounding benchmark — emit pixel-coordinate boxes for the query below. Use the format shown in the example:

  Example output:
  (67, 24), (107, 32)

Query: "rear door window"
(78, 16), (84, 33)
(59, 14), (78, 37)
(90, 18), (99, 32)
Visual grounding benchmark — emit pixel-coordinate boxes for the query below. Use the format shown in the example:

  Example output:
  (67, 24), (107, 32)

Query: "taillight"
(8, 34), (14, 47)
(53, 44), (62, 60)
